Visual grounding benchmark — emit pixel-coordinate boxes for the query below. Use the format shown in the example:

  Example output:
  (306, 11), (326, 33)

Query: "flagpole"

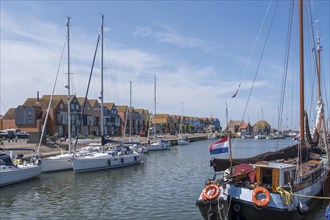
(228, 132), (233, 175)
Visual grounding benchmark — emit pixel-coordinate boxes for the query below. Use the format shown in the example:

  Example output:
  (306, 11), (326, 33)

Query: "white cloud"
(1, 3), (315, 131)
(134, 24), (219, 53)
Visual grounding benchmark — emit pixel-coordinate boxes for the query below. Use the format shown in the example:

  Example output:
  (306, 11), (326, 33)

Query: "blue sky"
(1, 0), (329, 130)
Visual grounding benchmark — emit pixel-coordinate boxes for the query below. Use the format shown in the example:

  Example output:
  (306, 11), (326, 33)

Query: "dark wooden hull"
(210, 144), (307, 172)
(196, 192), (321, 220)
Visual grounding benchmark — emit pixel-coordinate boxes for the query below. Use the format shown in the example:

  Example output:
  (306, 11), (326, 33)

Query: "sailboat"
(0, 148), (42, 186)
(127, 82), (148, 153)
(177, 102), (189, 145)
(71, 14), (144, 173)
(196, 1), (329, 219)
(147, 75), (171, 151)
(39, 17), (75, 173)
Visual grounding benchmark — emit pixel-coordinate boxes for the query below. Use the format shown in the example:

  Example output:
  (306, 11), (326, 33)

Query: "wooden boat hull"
(210, 144), (307, 172)
(196, 178), (325, 220)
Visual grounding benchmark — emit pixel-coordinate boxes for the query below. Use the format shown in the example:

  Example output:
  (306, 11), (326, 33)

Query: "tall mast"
(100, 14), (104, 138)
(315, 28), (322, 137)
(225, 100), (228, 130)
(66, 17), (72, 153)
(299, 0), (305, 143)
(129, 81), (132, 142)
(180, 102), (184, 135)
(154, 75), (157, 140)
(317, 29), (321, 99)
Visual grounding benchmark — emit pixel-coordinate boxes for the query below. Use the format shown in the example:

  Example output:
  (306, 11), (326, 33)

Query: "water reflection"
(0, 138), (326, 219)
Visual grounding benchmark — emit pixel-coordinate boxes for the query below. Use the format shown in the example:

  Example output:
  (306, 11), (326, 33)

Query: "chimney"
(37, 91), (40, 103)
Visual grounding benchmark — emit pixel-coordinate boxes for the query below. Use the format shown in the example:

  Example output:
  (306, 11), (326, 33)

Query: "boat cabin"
(253, 162), (296, 191)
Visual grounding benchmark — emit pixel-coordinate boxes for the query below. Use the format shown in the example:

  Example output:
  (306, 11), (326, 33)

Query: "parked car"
(16, 131), (29, 139)
(0, 130), (9, 139)
(0, 130), (16, 139)
(6, 130), (16, 139)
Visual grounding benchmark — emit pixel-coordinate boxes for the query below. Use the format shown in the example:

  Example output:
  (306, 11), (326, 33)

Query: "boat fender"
(297, 200), (309, 215)
(34, 159), (41, 166)
(202, 184), (221, 201)
(252, 187), (270, 207)
(121, 158), (124, 164)
(224, 168), (230, 182)
(108, 158), (111, 166)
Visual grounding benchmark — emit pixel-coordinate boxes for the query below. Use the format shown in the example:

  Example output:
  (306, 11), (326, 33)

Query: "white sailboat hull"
(148, 141), (171, 151)
(72, 153), (144, 173)
(177, 139), (189, 145)
(41, 154), (73, 173)
(0, 164), (42, 186)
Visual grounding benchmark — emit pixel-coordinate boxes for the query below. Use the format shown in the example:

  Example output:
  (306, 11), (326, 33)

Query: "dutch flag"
(209, 136), (229, 155)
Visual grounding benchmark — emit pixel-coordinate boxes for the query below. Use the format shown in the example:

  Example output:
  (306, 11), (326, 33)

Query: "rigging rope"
(228, 0), (275, 156)
(241, 0), (279, 123)
(278, 0), (294, 143)
(37, 39), (67, 155)
(73, 33), (100, 151)
(230, 0), (273, 101)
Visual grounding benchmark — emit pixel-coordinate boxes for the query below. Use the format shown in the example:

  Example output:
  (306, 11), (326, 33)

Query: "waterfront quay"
(0, 132), (219, 157)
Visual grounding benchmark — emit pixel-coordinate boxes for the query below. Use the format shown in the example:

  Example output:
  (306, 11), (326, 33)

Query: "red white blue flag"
(293, 133), (300, 142)
(231, 83), (241, 98)
(209, 136), (229, 155)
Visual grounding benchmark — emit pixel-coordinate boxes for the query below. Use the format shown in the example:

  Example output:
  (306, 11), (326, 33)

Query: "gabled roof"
(254, 120), (270, 127)
(76, 97), (91, 107)
(228, 120), (244, 126)
(89, 99), (100, 108)
(135, 109), (145, 115)
(41, 95), (75, 105)
(22, 96), (63, 109)
(155, 114), (169, 119)
(103, 102), (115, 109)
(2, 108), (16, 120)
(152, 117), (168, 124)
(22, 98), (40, 107)
(117, 105), (128, 113)
(3, 106), (43, 120)
(240, 123), (248, 129)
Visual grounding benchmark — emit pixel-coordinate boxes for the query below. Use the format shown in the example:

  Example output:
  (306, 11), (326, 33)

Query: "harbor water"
(0, 138), (327, 219)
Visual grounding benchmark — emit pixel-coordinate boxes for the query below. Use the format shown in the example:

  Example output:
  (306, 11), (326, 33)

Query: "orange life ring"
(202, 184), (220, 201)
(252, 186), (270, 207)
